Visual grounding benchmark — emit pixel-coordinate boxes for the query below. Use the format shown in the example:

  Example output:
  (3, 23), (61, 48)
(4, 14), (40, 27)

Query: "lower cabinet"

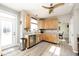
(25, 34), (41, 48)
(25, 33), (58, 49)
(39, 33), (58, 43)
(45, 34), (58, 43)
(29, 35), (36, 47)
(39, 34), (45, 41)
(36, 34), (41, 43)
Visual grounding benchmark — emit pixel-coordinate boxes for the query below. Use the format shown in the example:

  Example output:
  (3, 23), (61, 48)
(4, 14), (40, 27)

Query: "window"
(30, 18), (38, 32)
(0, 9), (17, 48)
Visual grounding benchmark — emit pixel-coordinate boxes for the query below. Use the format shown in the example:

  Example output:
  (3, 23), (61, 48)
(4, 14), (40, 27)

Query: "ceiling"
(2, 3), (74, 18)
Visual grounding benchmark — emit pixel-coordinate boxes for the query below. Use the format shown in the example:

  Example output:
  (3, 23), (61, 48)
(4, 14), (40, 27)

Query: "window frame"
(30, 18), (38, 32)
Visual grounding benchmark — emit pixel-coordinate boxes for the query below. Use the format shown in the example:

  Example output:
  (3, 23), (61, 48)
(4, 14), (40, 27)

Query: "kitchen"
(0, 3), (78, 56)
(20, 11), (59, 50)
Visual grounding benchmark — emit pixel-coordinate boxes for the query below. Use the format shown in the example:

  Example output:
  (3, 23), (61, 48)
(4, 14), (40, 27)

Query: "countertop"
(25, 32), (41, 35)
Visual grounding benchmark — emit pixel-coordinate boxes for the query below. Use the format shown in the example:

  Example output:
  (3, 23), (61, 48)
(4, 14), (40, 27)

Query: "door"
(0, 18), (17, 49)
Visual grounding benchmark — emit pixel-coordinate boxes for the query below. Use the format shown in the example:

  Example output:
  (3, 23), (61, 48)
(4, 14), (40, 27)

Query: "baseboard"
(73, 49), (78, 53)
(42, 40), (58, 44)
(68, 43), (78, 54)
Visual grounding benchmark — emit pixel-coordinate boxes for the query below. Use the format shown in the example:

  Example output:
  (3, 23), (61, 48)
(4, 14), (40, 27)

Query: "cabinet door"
(44, 20), (47, 29)
(39, 34), (42, 41)
(39, 34), (45, 41)
(39, 34), (58, 43)
(26, 15), (30, 29)
(45, 34), (58, 43)
(38, 18), (58, 29)
(38, 20), (43, 29)
(36, 34), (41, 43)
(44, 19), (58, 29)
(52, 20), (58, 29)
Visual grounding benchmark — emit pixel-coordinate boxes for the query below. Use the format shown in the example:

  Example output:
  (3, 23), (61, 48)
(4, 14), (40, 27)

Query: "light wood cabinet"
(36, 34), (41, 43)
(38, 19), (58, 29)
(39, 34), (45, 41)
(39, 33), (58, 43)
(45, 19), (58, 29)
(25, 15), (30, 31)
(38, 20), (44, 29)
(45, 34), (58, 43)
(38, 18), (59, 43)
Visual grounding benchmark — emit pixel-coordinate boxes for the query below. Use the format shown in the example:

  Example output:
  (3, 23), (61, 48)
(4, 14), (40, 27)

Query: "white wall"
(69, 4), (79, 53)
(19, 10), (26, 38)
(58, 14), (71, 39)
(57, 4), (79, 53)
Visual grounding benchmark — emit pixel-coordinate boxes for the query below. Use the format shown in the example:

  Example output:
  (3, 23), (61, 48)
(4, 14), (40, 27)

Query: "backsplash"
(43, 30), (58, 35)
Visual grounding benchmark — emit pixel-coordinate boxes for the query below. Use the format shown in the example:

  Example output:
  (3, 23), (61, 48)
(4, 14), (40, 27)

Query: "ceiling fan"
(42, 3), (64, 14)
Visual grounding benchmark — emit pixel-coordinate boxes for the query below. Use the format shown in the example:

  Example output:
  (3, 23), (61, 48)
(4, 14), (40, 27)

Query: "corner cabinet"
(39, 33), (58, 43)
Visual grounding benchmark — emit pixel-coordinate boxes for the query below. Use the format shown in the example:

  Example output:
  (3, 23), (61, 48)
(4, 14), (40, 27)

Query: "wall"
(59, 22), (69, 38)
(58, 13), (72, 40)
(57, 4), (79, 53)
(69, 4), (79, 53)
(20, 10), (27, 38)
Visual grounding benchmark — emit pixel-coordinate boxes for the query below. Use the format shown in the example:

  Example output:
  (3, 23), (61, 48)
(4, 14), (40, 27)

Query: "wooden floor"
(3, 42), (77, 56)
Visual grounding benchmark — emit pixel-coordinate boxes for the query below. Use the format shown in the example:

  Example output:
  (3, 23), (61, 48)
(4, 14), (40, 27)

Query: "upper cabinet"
(38, 18), (58, 29)
(20, 10), (31, 32)
(25, 15), (30, 30)
(38, 20), (44, 29)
